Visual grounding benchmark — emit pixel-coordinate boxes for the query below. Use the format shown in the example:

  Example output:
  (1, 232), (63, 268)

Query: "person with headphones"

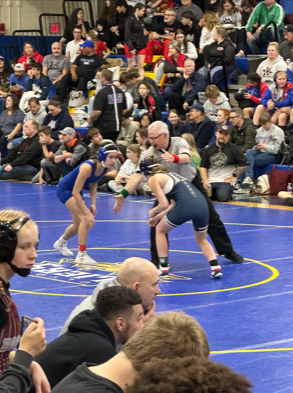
(0, 209), (50, 391)
(54, 143), (119, 265)
(139, 156), (222, 278)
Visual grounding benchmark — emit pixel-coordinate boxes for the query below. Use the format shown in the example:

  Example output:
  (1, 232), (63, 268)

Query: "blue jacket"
(26, 74), (52, 101)
(9, 73), (30, 91)
(170, 71), (207, 104)
(261, 82), (293, 108)
(42, 106), (74, 140)
(185, 115), (214, 149)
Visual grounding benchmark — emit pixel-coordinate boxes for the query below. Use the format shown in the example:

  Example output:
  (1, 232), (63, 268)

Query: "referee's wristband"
(172, 154), (180, 163)
(120, 189), (129, 198)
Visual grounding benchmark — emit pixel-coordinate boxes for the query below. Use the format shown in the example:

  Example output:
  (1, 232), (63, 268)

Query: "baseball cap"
(80, 40), (95, 49)
(217, 125), (230, 134)
(283, 25), (293, 33)
(59, 127), (76, 137)
(187, 103), (205, 113)
(0, 56), (4, 61)
(14, 63), (25, 71)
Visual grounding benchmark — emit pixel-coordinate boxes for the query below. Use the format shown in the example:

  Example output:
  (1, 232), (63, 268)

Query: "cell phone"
(20, 315), (35, 335)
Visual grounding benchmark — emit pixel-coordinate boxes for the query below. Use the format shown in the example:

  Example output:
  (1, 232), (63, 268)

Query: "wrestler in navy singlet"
(57, 160), (107, 204)
(163, 173), (209, 232)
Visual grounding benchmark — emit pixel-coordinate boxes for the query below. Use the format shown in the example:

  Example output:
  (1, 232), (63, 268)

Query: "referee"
(114, 121), (243, 265)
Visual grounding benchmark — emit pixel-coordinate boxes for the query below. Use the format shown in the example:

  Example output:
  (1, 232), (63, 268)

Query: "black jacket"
(171, 72), (207, 104)
(1, 133), (42, 169)
(34, 309), (117, 389)
(125, 16), (146, 51)
(42, 106), (74, 140)
(185, 115), (214, 148)
(116, 6), (133, 37)
(229, 118), (257, 153)
(168, 121), (187, 137)
(204, 38), (236, 68)
(201, 141), (249, 169)
(0, 350), (33, 393)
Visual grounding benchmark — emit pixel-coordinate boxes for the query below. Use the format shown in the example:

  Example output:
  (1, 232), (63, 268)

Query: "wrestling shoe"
(53, 240), (74, 257)
(75, 251), (97, 266)
(224, 250), (243, 264)
(159, 264), (169, 276)
(233, 187), (251, 194)
(210, 267), (223, 279)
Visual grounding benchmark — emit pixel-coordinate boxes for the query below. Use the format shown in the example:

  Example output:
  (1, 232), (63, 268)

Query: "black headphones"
(0, 217), (31, 263)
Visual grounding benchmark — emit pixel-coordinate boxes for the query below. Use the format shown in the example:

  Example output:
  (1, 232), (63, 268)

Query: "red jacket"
(246, 81), (268, 105)
(18, 50), (44, 71)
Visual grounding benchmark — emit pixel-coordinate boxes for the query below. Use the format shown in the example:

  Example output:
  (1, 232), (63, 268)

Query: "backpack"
(68, 90), (86, 108)
(254, 174), (270, 195)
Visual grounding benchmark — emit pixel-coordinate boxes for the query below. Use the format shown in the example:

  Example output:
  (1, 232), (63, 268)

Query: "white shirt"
(65, 39), (84, 63)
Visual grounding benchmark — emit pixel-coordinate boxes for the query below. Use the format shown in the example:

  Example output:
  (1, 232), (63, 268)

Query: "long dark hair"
(5, 94), (19, 113)
(175, 29), (188, 54)
(69, 8), (84, 32)
(101, 0), (117, 27)
(247, 71), (261, 89)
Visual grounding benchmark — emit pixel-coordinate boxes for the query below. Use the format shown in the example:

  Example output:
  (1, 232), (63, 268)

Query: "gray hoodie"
(204, 92), (231, 123)
(255, 124), (284, 154)
(256, 55), (287, 87)
(24, 105), (47, 126)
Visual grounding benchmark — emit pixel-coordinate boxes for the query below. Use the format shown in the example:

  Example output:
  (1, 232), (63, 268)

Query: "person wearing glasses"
(65, 26), (85, 64)
(229, 108), (257, 153)
(114, 120), (245, 266)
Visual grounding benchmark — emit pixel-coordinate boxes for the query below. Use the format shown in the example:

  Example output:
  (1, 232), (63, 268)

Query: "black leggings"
(150, 176), (234, 264)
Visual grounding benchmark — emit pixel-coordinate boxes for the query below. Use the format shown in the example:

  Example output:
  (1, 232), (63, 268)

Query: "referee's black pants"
(150, 176), (234, 264)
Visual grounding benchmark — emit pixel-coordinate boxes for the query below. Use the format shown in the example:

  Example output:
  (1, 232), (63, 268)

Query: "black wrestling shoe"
(224, 251), (243, 264)
(285, 198), (293, 206)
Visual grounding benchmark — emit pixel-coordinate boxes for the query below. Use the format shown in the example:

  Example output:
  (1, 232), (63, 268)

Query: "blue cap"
(187, 103), (204, 113)
(80, 40), (95, 48)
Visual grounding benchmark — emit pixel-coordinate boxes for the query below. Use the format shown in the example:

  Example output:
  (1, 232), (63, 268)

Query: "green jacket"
(246, 2), (284, 33)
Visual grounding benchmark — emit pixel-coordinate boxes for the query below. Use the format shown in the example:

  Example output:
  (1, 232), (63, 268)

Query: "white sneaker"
(242, 177), (253, 186)
(233, 187), (251, 194)
(75, 251), (97, 266)
(54, 240), (74, 256)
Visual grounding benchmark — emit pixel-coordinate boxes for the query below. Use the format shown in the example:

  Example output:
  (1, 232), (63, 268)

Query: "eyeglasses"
(229, 116), (239, 119)
(165, 13), (174, 16)
(148, 134), (163, 141)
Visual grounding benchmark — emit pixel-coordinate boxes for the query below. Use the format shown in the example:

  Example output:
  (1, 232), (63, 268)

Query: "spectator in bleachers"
(54, 127), (89, 176)
(8, 63), (30, 102)
(176, 28), (198, 59)
(139, 113), (152, 128)
(238, 112), (284, 191)
(208, 108), (232, 145)
(19, 63), (52, 112)
(185, 103), (214, 154)
(32, 126), (62, 184)
(42, 99), (74, 140)
(229, 108), (257, 152)
(181, 132), (201, 175)
(85, 30), (111, 58)
(125, 68), (160, 106)
(167, 109), (187, 136)
(253, 71), (293, 129)
(18, 42), (43, 72)
(95, 18), (112, 49)
(110, 0), (134, 48)
(65, 26), (85, 64)
(280, 25), (293, 62)
(256, 42), (287, 87)
(203, 84), (231, 123)
(246, 0), (284, 54)
(0, 55), (11, 115)
(200, 125), (248, 201)
(205, 0), (221, 12)
(176, 0), (203, 22)
(0, 120), (42, 181)
(61, 8), (90, 43)
(0, 94), (24, 156)
(135, 127), (150, 150)
(182, 11), (202, 50)
(216, 0), (241, 26)
(125, 3), (147, 76)
(43, 42), (70, 97)
(144, 8), (183, 71)
(108, 144), (142, 193)
(88, 69), (126, 142)
(164, 57), (206, 117)
(240, 0), (255, 27)
(199, 26), (235, 85)
(234, 72), (268, 119)
(137, 81), (161, 120)
(147, 0), (175, 32)
(198, 12), (221, 54)
(59, 41), (108, 103)
(50, 311), (210, 393)
(117, 110), (139, 152)
(101, 0), (118, 28)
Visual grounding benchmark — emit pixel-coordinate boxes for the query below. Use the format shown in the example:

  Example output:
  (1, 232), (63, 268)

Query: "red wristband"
(172, 155), (179, 163)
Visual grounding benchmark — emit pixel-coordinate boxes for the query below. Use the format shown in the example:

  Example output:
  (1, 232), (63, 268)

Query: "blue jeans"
(211, 182), (234, 202)
(247, 30), (276, 54)
(7, 137), (24, 153)
(0, 164), (38, 181)
(241, 149), (278, 180)
(0, 97), (6, 115)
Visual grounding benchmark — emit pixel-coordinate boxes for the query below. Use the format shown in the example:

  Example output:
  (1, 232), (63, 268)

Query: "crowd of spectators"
(0, 0), (291, 200)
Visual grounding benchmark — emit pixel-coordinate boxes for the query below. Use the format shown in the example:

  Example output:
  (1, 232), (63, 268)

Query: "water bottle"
(132, 54), (137, 67)
(287, 182), (292, 192)
(165, 101), (169, 112)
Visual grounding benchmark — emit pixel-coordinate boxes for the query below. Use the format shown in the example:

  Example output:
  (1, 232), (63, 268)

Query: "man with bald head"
(59, 257), (161, 336)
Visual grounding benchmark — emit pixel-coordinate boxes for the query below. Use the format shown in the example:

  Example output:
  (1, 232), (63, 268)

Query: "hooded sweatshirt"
(203, 92), (231, 123)
(245, 81), (268, 105)
(18, 50), (44, 72)
(34, 309), (117, 389)
(256, 56), (287, 87)
(255, 124), (284, 154)
(261, 81), (293, 108)
(42, 106), (74, 140)
(24, 105), (47, 125)
(246, 1), (284, 33)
